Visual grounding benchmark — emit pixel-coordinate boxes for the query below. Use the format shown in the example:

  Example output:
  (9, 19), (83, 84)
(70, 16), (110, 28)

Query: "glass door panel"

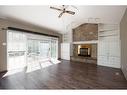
(39, 40), (50, 58)
(51, 39), (58, 59)
(7, 30), (27, 70)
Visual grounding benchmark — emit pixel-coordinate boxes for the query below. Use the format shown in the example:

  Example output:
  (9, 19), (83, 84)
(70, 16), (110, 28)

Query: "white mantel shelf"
(73, 40), (98, 44)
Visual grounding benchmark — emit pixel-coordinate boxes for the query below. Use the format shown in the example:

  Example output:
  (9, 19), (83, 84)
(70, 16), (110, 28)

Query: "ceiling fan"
(50, 5), (76, 18)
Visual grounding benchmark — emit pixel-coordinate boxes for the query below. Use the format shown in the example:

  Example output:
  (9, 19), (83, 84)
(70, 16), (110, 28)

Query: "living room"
(0, 5), (127, 90)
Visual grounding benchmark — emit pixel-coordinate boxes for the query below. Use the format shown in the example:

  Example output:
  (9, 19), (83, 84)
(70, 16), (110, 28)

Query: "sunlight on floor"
(8, 56), (26, 70)
(2, 59), (61, 77)
(51, 59), (61, 64)
(26, 59), (61, 73)
(2, 68), (24, 78)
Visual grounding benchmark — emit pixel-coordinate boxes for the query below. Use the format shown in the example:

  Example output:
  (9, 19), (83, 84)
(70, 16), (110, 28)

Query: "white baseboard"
(98, 63), (120, 68)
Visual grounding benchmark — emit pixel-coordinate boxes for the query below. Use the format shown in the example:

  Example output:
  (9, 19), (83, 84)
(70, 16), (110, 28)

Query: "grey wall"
(0, 29), (7, 72)
(0, 18), (62, 72)
(120, 8), (127, 80)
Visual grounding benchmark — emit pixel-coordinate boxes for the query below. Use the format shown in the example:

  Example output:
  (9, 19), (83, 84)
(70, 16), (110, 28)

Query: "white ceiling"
(0, 6), (126, 34)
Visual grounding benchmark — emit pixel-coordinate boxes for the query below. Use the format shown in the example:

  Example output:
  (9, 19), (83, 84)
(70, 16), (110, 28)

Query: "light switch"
(2, 43), (6, 46)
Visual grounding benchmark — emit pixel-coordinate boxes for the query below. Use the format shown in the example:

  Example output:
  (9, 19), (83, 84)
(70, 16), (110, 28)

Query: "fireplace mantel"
(73, 40), (98, 44)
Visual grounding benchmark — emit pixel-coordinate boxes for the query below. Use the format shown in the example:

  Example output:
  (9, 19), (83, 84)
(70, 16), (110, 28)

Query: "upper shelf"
(98, 29), (119, 32)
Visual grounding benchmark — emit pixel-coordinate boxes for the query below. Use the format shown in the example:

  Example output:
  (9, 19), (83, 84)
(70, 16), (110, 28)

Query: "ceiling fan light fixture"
(50, 5), (77, 18)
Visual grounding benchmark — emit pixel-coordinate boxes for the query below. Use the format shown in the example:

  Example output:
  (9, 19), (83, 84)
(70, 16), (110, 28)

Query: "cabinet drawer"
(109, 57), (120, 64)
(98, 56), (108, 64)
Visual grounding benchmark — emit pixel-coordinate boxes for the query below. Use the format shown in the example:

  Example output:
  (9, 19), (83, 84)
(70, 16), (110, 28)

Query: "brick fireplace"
(71, 23), (98, 64)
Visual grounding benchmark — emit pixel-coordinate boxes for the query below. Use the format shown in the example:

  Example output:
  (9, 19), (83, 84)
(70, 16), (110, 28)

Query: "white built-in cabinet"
(61, 43), (70, 60)
(98, 24), (120, 68)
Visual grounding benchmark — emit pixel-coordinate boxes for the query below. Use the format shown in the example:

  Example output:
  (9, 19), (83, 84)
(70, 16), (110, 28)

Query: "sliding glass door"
(39, 40), (51, 59)
(7, 29), (58, 71)
(27, 38), (58, 62)
(51, 39), (58, 59)
(7, 30), (27, 70)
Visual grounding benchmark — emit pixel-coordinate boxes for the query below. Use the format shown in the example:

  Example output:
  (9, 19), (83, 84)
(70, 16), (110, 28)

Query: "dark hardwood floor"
(0, 60), (127, 89)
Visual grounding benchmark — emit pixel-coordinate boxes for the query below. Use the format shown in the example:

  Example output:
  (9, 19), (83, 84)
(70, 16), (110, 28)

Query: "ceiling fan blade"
(71, 5), (79, 10)
(65, 11), (75, 15)
(50, 6), (63, 11)
(58, 11), (64, 18)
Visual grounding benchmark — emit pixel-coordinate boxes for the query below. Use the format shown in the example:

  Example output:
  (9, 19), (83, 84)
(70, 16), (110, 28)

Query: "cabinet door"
(98, 36), (109, 66)
(98, 55), (108, 65)
(108, 36), (120, 57)
(61, 43), (70, 60)
(98, 37), (109, 56)
(108, 57), (120, 68)
(98, 35), (120, 68)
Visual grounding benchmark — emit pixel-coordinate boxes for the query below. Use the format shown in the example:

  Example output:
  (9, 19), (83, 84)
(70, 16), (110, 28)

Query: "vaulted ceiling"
(0, 6), (126, 34)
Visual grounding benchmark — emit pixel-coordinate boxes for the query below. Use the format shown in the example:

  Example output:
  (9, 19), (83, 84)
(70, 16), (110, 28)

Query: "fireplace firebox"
(71, 44), (97, 64)
(78, 48), (91, 57)
(77, 44), (91, 57)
